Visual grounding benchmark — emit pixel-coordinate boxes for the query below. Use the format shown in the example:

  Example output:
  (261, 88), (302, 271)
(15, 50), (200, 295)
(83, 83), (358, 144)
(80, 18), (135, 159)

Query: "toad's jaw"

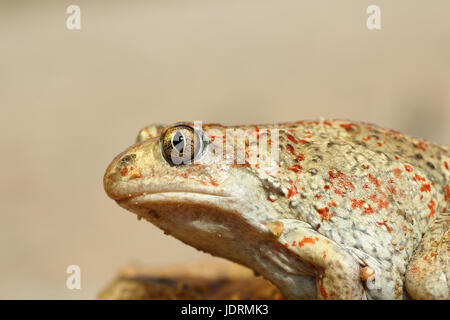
(116, 191), (317, 299)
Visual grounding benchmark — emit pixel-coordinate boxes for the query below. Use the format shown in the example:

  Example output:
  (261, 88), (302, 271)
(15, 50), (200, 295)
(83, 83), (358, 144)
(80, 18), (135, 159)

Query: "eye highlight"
(160, 124), (203, 165)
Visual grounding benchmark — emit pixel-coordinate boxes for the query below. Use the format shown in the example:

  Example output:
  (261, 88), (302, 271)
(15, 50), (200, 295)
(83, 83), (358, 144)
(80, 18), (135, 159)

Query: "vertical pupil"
(172, 131), (185, 153)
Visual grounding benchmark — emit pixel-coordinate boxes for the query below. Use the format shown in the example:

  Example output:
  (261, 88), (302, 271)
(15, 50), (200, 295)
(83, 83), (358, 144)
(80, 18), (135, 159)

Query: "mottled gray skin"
(104, 120), (449, 300)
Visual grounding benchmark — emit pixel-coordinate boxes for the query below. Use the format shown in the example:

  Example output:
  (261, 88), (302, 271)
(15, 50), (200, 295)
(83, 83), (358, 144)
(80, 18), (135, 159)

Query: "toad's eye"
(160, 124), (203, 165)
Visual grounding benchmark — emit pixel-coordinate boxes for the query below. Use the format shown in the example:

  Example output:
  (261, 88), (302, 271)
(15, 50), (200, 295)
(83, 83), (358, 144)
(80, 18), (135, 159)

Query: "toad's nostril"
(119, 154), (137, 166)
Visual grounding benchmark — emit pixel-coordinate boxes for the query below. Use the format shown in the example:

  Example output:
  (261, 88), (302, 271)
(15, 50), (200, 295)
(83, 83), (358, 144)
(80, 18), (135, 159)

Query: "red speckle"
(444, 161), (449, 171)
(404, 164), (413, 172)
(428, 199), (436, 218)
(376, 221), (392, 233)
(395, 156), (399, 160)
(420, 183), (431, 192)
(298, 236), (317, 247)
(319, 285), (328, 299)
(416, 141), (427, 152)
(300, 139), (310, 144)
(288, 164), (303, 173)
(378, 200), (389, 210)
(120, 167), (128, 177)
(323, 121), (333, 126)
(324, 185), (330, 190)
(210, 178), (219, 187)
(287, 185), (298, 199)
(393, 168), (402, 178)
(315, 194), (322, 199)
(364, 206), (375, 214)
(287, 134), (299, 144)
(291, 240), (297, 247)
(286, 144), (296, 156)
(340, 123), (354, 131)
(351, 199), (365, 209)
(328, 169), (355, 197)
(444, 185), (450, 202)
(368, 174), (380, 187)
(317, 207), (334, 221)
(413, 174), (426, 182)
(409, 264), (420, 275)
(377, 142), (382, 147)
(296, 154), (305, 161)
(362, 136), (371, 142)
(386, 185), (397, 195)
(328, 201), (337, 208)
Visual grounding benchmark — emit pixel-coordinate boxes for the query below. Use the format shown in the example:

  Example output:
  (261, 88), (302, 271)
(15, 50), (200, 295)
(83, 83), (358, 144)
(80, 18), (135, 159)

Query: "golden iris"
(160, 124), (202, 165)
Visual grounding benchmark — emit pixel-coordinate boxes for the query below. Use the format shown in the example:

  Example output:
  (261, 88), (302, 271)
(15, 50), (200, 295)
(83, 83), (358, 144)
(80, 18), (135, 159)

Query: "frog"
(104, 119), (450, 300)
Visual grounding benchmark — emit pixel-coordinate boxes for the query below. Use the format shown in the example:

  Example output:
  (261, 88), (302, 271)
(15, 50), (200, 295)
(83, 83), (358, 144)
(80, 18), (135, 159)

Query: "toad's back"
(251, 120), (449, 298)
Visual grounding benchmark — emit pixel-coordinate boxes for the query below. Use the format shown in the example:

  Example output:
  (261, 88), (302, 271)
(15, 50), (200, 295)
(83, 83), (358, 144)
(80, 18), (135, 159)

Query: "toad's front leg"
(275, 219), (366, 300)
(405, 212), (449, 299)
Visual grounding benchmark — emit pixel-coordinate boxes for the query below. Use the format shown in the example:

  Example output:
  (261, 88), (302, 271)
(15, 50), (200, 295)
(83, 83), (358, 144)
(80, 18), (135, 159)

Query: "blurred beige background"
(0, 0), (449, 299)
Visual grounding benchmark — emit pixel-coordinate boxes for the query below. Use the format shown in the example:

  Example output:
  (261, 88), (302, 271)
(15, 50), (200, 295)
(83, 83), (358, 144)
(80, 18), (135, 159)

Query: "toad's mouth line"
(116, 190), (232, 204)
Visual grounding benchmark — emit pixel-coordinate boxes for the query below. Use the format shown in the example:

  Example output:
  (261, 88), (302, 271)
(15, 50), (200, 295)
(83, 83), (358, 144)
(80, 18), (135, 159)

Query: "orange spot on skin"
(428, 199), (436, 218)
(120, 167), (128, 177)
(364, 206), (375, 214)
(324, 185), (330, 190)
(323, 121), (332, 126)
(287, 134), (299, 144)
(317, 207), (334, 221)
(340, 123), (354, 131)
(287, 185), (298, 199)
(286, 144), (295, 156)
(444, 161), (449, 171)
(351, 199), (365, 209)
(288, 164), (303, 173)
(328, 169), (355, 197)
(210, 178), (219, 187)
(409, 264), (420, 275)
(393, 168), (402, 178)
(395, 156), (400, 160)
(362, 136), (371, 142)
(376, 221), (392, 233)
(300, 139), (310, 144)
(444, 185), (450, 202)
(315, 194), (322, 199)
(420, 183), (431, 192)
(416, 141), (427, 152)
(328, 201), (337, 208)
(298, 236), (317, 247)
(368, 174), (380, 187)
(404, 164), (413, 172)
(413, 174), (426, 182)
(386, 185), (397, 195)
(378, 200), (389, 209)
(322, 253), (327, 259)
(319, 285), (328, 299)
(296, 154), (305, 161)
